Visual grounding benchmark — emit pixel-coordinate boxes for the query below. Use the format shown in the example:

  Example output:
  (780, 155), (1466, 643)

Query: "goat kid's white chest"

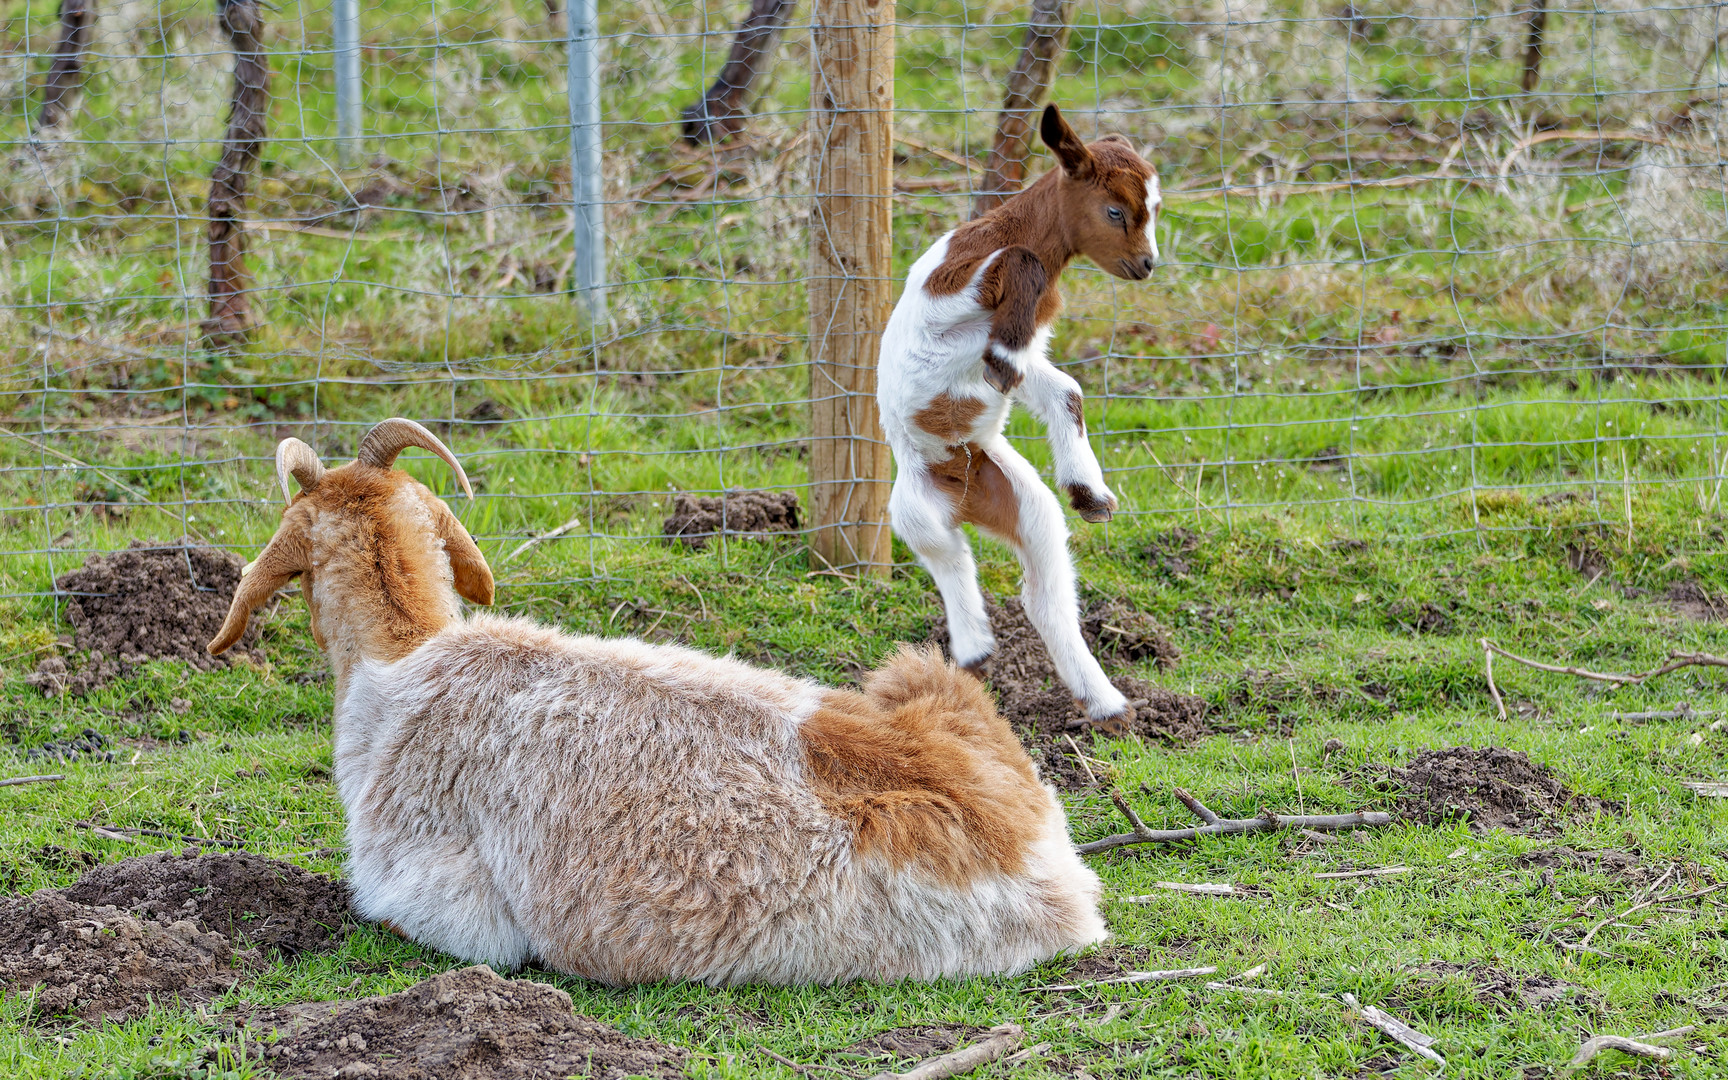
(878, 233), (1043, 455)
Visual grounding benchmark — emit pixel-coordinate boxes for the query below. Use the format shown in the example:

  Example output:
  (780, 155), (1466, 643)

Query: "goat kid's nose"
(1140, 254), (1156, 274)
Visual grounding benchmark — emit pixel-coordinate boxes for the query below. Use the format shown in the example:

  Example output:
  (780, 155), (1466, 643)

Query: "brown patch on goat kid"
(926, 444), (1021, 544)
(802, 646), (1048, 885)
(912, 394), (989, 445)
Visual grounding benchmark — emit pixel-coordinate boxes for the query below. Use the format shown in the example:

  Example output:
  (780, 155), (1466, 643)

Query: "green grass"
(1, 490), (1725, 1078)
(0, 0), (1725, 1074)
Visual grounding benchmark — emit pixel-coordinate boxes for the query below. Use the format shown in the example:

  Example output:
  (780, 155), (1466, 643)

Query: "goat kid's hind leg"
(889, 469), (995, 672)
(1013, 359), (1117, 523)
(976, 440), (1128, 726)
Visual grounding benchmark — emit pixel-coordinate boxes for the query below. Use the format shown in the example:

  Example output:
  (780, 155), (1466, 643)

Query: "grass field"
(1, 488), (1726, 1078)
(1, 0), (1726, 1075)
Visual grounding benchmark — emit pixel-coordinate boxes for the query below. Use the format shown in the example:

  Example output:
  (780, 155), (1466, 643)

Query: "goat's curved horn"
(275, 438), (325, 504)
(355, 417), (473, 498)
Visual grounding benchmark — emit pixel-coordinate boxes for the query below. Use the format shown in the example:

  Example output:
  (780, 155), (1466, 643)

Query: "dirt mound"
(64, 852), (352, 957)
(1666, 580), (1726, 621)
(0, 892), (242, 1021)
(661, 490), (799, 549)
(28, 541), (264, 696)
(1377, 747), (1619, 833)
(1411, 962), (1588, 1012)
(261, 965), (687, 1080)
(843, 1024), (986, 1061)
(932, 595), (1197, 735)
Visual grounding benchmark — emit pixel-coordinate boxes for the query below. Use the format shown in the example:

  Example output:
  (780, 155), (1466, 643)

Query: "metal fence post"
(567, 0), (607, 319)
(808, 0), (894, 576)
(332, 0), (362, 166)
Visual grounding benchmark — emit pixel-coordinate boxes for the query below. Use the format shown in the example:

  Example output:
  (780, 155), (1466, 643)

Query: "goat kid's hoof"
(958, 654), (992, 680)
(1066, 704), (1134, 737)
(1065, 484), (1118, 523)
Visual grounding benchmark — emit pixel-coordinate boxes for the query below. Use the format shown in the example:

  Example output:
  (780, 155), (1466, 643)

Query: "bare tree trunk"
(973, 0), (1073, 218)
(1521, 0), (1548, 92)
(204, 0), (270, 347)
(680, 0), (794, 145)
(38, 0), (95, 130)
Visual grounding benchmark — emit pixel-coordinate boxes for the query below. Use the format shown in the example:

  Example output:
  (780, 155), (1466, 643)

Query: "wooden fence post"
(808, 0), (894, 575)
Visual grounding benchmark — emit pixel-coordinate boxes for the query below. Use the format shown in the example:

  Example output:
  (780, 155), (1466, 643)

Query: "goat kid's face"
(1040, 104), (1162, 282)
(206, 419), (495, 659)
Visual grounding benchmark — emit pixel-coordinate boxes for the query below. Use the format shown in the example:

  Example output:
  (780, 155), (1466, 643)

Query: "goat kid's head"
(207, 418), (494, 659)
(1040, 103), (1161, 282)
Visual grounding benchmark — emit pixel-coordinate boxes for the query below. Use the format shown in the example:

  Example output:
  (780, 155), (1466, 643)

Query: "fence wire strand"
(0, 0), (1725, 596)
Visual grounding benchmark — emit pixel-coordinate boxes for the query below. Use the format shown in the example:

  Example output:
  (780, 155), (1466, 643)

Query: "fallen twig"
(1063, 733), (1100, 787)
(1499, 129), (1717, 180)
(999, 1042), (1051, 1068)
(1080, 787), (1392, 855)
(1612, 705), (1714, 722)
(1341, 993), (1445, 1067)
(1032, 966), (1217, 993)
(74, 820), (245, 850)
(1481, 639), (1728, 687)
(1565, 1034), (1674, 1070)
(1567, 884), (1725, 953)
(1314, 866), (1409, 880)
(867, 1024), (1022, 1080)
(1683, 781), (1728, 797)
(0, 774), (64, 788)
(1483, 639), (1508, 720)
(1122, 881), (1237, 898)
(758, 1046), (853, 1075)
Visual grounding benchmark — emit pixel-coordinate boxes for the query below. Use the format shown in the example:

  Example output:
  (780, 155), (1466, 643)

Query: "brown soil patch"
(661, 490), (799, 549)
(1410, 961), (1589, 1012)
(1564, 543), (1611, 583)
(932, 595), (1206, 788)
(64, 852), (353, 957)
(0, 892), (243, 1021)
(260, 965), (687, 1080)
(1054, 944), (1148, 984)
(28, 541), (264, 696)
(1376, 747), (1620, 833)
(1666, 580), (1726, 622)
(1386, 598), (1453, 635)
(843, 1024), (987, 1062)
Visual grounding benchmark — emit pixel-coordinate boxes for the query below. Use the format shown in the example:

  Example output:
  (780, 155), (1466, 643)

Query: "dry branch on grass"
(1565, 1028), (1694, 1071)
(1122, 881), (1236, 898)
(867, 1025), (1022, 1080)
(1481, 638), (1728, 690)
(1342, 993), (1444, 1068)
(1032, 966), (1216, 993)
(75, 820), (246, 850)
(0, 774), (64, 788)
(1078, 787), (1391, 855)
(1683, 781), (1728, 797)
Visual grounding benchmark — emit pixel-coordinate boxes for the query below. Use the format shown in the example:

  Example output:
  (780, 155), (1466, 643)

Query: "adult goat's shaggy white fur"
(209, 419), (1106, 986)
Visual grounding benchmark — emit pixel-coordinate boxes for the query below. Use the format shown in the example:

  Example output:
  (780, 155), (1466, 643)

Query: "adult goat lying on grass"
(208, 419), (1105, 986)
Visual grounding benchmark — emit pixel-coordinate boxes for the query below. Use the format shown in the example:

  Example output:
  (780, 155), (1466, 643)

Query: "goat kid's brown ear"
(1040, 103), (1094, 180)
(425, 493), (495, 606)
(208, 507), (312, 656)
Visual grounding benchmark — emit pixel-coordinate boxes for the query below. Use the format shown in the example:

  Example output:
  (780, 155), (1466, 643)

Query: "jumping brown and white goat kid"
(879, 103), (1161, 729)
(208, 419), (1105, 986)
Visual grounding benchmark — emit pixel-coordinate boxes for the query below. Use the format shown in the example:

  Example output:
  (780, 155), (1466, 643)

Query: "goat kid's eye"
(1107, 206), (1124, 223)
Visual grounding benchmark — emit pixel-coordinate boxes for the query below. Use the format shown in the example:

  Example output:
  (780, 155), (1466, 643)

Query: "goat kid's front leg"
(1014, 360), (1117, 523)
(976, 245), (1049, 395)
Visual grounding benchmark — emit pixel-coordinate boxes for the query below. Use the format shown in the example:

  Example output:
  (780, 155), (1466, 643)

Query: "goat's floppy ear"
(1040, 104), (1094, 180)
(424, 493), (494, 606)
(208, 507), (312, 655)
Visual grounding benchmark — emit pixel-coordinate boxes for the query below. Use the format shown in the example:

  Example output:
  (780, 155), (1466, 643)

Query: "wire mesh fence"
(1, 0), (1725, 595)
